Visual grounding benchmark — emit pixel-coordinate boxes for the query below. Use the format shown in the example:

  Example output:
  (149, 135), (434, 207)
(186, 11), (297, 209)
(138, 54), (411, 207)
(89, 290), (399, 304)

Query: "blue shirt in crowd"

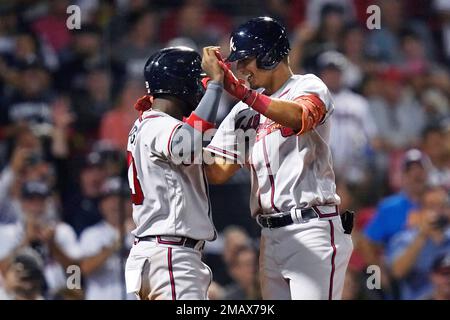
(364, 192), (418, 246)
(386, 227), (450, 300)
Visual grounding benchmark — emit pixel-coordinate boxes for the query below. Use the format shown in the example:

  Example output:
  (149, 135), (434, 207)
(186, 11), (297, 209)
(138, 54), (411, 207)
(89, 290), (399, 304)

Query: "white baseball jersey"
(205, 74), (340, 217)
(127, 109), (216, 241)
(206, 73), (353, 300)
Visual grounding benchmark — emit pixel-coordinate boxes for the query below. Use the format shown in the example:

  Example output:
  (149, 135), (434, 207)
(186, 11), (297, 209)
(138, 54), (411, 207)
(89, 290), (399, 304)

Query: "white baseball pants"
(125, 240), (212, 300)
(259, 215), (353, 300)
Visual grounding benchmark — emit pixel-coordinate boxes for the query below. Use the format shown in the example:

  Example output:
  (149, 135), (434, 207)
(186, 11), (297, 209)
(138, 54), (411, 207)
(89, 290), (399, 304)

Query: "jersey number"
(127, 151), (144, 205)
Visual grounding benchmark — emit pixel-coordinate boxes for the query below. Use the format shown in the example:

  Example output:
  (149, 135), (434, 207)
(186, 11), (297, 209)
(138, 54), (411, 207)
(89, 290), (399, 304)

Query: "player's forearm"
(170, 81), (223, 161)
(205, 159), (240, 184)
(391, 233), (427, 279)
(248, 93), (327, 134)
(192, 81), (223, 123)
(263, 99), (303, 131)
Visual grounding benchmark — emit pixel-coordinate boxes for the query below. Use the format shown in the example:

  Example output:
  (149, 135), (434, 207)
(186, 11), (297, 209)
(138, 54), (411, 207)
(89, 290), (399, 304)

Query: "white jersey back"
(206, 74), (340, 217)
(127, 109), (215, 240)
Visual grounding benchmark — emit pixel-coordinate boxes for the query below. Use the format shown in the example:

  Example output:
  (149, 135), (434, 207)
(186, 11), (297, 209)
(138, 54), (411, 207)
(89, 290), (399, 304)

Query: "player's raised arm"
(216, 54), (327, 135)
(165, 46), (225, 163)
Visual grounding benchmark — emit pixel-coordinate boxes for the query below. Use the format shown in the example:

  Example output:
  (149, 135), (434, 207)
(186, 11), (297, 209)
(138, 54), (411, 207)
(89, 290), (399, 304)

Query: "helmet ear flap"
(257, 46), (279, 70)
(256, 35), (290, 70)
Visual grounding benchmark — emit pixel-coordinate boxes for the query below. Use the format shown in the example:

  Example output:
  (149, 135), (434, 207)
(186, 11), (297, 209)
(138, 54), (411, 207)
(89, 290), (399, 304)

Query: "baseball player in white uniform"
(204, 17), (354, 300)
(125, 46), (224, 300)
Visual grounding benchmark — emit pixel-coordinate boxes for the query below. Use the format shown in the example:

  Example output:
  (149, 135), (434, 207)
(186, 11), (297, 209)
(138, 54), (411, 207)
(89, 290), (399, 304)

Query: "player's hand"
(213, 51), (250, 101)
(201, 46), (224, 83)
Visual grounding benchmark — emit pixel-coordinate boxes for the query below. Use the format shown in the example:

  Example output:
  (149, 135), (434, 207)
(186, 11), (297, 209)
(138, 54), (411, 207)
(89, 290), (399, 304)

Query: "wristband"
(184, 112), (215, 132)
(243, 90), (272, 115)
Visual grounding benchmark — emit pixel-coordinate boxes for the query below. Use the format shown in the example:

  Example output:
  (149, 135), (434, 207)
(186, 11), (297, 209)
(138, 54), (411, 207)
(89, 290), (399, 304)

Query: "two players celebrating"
(125, 17), (353, 300)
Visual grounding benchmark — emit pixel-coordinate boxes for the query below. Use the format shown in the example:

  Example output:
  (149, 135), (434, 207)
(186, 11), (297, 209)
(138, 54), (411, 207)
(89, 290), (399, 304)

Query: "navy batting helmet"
(144, 46), (205, 110)
(227, 17), (290, 70)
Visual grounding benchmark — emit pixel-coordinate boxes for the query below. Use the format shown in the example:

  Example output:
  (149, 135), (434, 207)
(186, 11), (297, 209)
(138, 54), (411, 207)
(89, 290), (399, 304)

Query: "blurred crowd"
(0, 0), (449, 300)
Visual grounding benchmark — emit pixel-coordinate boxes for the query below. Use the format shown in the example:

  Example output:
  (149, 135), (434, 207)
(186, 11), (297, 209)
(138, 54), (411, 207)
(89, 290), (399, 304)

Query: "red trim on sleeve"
(140, 114), (162, 122)
(185, 112), (215, 133)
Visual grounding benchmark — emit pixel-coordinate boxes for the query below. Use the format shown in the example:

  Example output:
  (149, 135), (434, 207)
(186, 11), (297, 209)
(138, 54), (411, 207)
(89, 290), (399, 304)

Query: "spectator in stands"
(336, 181), (376, 275)
(426, 252), (450, 300)
(3, 33), (42, 70)
(70, 65), (112, 148)
(223, 245), (260, 300)
(305, 0), (355, 29)
(159, 0), (231, 48)
(434, 0), (450, 62)
(319, 51), (380, 185)
(79, 177), (133, 300)
(31, 0), (72, 54)
(420, 87), (449, 126)
(366, 0), (435, 64)
(339, 24), (367, 91)
(0, 248), (46, 300)
(0, 127), (54, 224)
(57, 25), (110, 93)
(60, 151), (106, 235)
(387, 186), (450, 299)
(210, 225), (254, 287)
(222, 225), (253, 268)
(0, 180), (80, 298)
(1, 62), (55, 139)
(360, 149), (429, 297)
(421, 125), (450, 190)
(100, 79), (144, 152)
(368, 67), (426, 151)
(107, 0), (153, 43)
(301, 3), (348, 70)
(0, 145), (29, 223)
(0, 7), (18, 55)
(399, 30), (430, 78)
(341, 268), (369, 300)
(114, 10), (160, 78)
(94, 141), (126, 178)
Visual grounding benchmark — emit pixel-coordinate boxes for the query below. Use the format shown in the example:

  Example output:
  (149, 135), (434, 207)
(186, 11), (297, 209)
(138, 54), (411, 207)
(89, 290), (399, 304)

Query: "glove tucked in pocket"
(340, 210), (354, 235)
